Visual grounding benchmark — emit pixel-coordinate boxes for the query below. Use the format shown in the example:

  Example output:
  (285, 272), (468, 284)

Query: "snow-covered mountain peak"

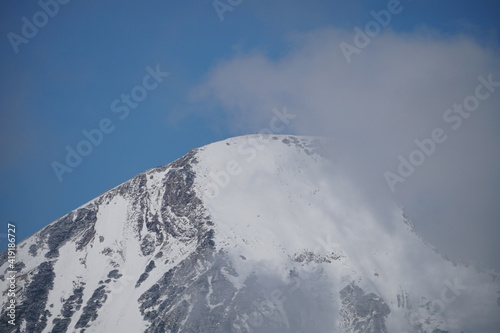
(1, 134), (499, 333)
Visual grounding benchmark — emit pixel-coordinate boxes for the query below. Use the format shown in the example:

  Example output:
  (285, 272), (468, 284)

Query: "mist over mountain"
(1, 135), (499, 333)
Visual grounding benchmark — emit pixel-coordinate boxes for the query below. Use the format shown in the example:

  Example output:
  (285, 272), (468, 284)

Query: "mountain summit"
(1, 135), (499, 332)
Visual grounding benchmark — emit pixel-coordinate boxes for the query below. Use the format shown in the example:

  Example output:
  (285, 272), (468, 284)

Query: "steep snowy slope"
(0, 135), (499, 333)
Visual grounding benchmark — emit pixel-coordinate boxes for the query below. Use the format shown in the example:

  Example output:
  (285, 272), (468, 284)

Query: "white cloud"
(193, 27), (500, 269)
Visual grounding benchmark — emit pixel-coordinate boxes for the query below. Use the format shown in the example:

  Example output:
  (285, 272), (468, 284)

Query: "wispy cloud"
(193, 27), (500, 268)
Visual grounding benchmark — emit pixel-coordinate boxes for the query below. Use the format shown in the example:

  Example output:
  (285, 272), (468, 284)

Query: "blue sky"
(0, 0), (499, 265)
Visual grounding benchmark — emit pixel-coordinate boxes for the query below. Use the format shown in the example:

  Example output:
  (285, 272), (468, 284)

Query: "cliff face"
(0, 135), (498, 333)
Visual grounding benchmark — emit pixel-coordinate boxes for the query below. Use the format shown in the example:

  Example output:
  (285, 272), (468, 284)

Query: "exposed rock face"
(339, 283), (390, 333)
(0, 147), (213, 333)
(0, 261), (55, 333)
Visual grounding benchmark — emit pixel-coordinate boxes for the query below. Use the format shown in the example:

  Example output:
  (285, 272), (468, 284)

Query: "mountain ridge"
(1, 134), (499, 333)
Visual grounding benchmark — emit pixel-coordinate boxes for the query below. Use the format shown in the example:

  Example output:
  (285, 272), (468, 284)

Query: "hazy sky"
(1, 1), (499, 268)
